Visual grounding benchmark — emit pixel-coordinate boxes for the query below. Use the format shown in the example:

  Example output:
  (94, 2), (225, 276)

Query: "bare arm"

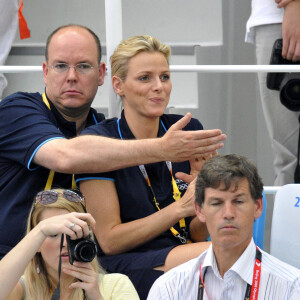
(34, 113), (226, 173)
(0, 212), (95, 300)
(80, 179), (198, 255)
(189, 216), (209, 242)
(281, 0), (300, 61)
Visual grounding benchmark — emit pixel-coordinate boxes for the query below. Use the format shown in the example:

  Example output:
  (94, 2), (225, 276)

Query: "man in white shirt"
(148, 154), (300, 300)
(246, 0), (300, 185)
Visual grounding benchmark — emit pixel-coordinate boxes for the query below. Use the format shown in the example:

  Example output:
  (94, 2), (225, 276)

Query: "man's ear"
(254, 197), (263, 219)
(43, 61), (48, 85)
(195, 201), (206, 223)
(98, 62), (106, 86)
(112, 75), (124, 96)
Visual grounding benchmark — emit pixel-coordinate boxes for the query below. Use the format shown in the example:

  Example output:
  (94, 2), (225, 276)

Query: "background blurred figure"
(245, 0), (300, 185)
(0, 0), (18, 99)
(0, 188), (139, 300)
(0, 0), (30, 99)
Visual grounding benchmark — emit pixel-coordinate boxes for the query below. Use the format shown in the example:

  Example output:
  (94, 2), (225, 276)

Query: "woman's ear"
(112, 76), (124, 96)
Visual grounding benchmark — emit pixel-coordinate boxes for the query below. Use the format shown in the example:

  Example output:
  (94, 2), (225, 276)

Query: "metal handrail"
(263, 186), (281, 195)
(1, 64), (300, 74)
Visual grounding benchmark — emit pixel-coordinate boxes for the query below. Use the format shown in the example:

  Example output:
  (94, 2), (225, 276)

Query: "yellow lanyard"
(42, 93), (76, 190)
(139, 162), (191, 244)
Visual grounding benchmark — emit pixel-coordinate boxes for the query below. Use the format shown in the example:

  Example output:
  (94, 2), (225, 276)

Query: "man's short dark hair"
(45, 24), (102, 63)
(195, 154), (264, 206)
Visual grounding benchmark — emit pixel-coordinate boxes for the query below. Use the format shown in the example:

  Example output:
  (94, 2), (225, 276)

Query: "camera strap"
(51, 233), (64, 300)
(51, 234), (87, 300)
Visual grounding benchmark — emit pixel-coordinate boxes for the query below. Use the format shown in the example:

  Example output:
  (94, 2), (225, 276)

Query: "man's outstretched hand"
(161, 113), (226, 163)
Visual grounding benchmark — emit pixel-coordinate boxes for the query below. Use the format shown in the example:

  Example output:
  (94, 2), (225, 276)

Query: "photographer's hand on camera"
(38, 212), (96, 240)
(63, 261), (102, 300)
(282, 0), (300, 61)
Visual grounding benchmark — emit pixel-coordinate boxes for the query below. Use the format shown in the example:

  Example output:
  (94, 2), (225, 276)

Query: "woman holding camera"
(0, 188), (139, 300)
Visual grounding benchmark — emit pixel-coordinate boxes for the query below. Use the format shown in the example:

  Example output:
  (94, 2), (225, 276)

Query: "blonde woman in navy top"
(76, 36), (214, 299)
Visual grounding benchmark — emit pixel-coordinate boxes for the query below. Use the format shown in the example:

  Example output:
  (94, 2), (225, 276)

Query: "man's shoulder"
(148, 252), (206, 299)
(262, 250), (300, 281)
(1, 92), (42, 104)
(0, 92), (46, 111)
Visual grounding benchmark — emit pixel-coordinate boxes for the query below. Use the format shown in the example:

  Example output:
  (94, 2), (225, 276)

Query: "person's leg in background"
(255, 24), (300, 185)
(0, 0), (19, 99)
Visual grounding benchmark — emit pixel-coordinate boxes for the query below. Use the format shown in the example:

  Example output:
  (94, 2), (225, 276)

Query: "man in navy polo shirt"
(0, 24), (226, 259)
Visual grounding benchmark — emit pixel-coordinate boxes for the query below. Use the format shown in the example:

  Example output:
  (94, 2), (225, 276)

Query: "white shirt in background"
(245, 0), (283, 43)
(147, 239), (300, 300)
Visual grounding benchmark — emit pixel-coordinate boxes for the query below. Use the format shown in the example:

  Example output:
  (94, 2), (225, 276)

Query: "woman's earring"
(36, 266), (40, 274)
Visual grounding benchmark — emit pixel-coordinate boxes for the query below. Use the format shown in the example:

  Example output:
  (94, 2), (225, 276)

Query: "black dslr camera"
(267, 39), (300, 111)
(66, 234), (97, 265)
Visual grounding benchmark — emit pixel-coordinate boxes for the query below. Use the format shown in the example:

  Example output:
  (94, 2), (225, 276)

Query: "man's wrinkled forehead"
(204, 178), (250, 200)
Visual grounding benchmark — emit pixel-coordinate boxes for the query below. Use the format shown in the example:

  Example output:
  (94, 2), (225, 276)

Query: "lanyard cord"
(198, 247), (262, 300)
(117, 117), (190, 243)
(139, 163), (190, 244)
(42, 93), (76, 190)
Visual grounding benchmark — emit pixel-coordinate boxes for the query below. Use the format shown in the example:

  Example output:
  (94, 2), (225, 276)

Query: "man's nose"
(223, 202), (235, 219)
(66, 66), (78, 80)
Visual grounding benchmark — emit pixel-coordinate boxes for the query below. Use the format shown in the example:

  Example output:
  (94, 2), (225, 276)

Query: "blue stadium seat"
(252, 191), (267, 249)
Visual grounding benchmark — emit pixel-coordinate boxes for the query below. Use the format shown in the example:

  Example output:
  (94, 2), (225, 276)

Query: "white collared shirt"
(147, 239), (300, 300)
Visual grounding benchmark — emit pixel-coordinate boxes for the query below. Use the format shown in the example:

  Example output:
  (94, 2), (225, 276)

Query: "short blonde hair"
(111, 35), (171, 80)
(24, 188), (102, 300)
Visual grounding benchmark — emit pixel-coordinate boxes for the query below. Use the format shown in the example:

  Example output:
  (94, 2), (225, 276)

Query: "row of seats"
(253, 184), (300, 269)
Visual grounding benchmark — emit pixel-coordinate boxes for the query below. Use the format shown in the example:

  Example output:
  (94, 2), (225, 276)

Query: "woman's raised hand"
(63, 261), (102, 300)
(38, 212), (96, 240)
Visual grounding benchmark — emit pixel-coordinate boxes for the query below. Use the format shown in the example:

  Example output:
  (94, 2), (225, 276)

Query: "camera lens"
(74, 240), (97, 262)
(285, 80), (300, 100)
(280, 74), (300, 111)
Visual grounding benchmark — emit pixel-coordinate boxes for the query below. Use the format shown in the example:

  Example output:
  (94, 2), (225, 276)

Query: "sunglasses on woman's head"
(35, 189), (84, 205)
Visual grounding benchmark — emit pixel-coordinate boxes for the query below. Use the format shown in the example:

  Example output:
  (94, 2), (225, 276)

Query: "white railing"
(1, 65), (300, 73)
(0, 64), (293, 195)
(263, 186), (281, 195)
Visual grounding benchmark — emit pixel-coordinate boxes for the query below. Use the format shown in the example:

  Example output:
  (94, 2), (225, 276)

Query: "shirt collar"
(44, 93), (100, 138)
(118, 110), (167, 140)
(202, 238), (256, 284)
(230, 238), (256, 285)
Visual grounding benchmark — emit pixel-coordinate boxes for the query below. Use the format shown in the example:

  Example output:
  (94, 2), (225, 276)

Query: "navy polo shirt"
(0, 92), (104, 257)
(76, 110), (203, 255)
